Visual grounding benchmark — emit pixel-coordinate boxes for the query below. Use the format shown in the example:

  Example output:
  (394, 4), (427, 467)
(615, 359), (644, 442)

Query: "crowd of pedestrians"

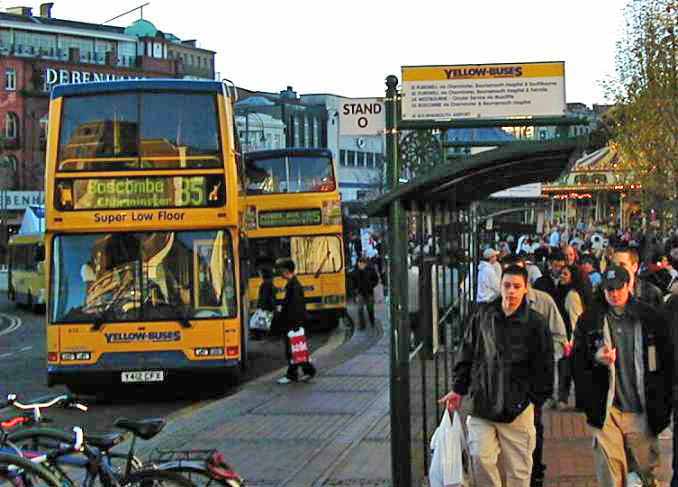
(440, 223), (678, 487)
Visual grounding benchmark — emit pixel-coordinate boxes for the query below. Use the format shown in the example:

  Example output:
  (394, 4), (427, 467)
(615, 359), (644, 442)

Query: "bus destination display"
(56, 175), (224, 210)
(258, 209), (321, 228)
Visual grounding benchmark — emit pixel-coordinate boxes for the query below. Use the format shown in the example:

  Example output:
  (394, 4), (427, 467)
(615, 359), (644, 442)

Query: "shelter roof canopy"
(367, 138), (584, 217)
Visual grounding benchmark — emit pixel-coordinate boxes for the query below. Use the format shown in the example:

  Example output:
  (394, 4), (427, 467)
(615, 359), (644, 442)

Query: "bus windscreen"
(50, 230), (237, 323)
(250, 235), (343, 275)
(246, 155), (335, 194)
(58, 93), (222, 171)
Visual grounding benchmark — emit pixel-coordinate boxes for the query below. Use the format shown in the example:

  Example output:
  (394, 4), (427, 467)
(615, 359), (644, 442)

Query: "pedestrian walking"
(275, 259), (317, 384)
(477, 248), (501, 303)
(501, 255), (567, 486)
(251, 266), (276, 340)
(349, 256), (379, 328)
(613, 246), (664, 308)
(534, 251), (566, 299)
(555, 265), (592, 410)
(573, 265), (672, 487)
(667, 294), (678, 487)
(439, 265), (554, 487)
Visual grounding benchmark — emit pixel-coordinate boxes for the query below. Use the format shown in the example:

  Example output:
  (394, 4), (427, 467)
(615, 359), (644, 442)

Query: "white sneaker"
(277, 377), (293, 384)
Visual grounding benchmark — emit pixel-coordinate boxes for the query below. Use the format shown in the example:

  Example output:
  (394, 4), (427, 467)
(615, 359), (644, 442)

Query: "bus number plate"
(121, 371), (164, 383)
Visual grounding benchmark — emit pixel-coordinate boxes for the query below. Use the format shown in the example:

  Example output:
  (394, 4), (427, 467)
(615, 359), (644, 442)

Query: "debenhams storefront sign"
(45, 67), (144, 87)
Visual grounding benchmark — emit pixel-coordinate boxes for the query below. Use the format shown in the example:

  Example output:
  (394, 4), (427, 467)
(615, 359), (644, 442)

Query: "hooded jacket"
(572, 297), (672, 435)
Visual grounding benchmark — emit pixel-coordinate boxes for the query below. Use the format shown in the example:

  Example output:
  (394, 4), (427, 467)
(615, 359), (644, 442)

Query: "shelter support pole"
(385, 75), (411, 487)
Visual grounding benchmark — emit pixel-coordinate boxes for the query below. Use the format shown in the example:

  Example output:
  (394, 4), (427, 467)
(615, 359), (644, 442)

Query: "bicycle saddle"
(114, 418), (166, 440)
(85, 432), (125, 450)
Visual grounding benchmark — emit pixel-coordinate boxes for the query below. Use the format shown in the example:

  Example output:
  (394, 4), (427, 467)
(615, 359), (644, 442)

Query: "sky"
(24, 0), (629, 105)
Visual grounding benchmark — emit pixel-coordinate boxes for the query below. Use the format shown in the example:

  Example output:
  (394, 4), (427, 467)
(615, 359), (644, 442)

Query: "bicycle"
(2, 394), (244, 487)
(2, 395), (196, 487)
(0, 451), (62, 487)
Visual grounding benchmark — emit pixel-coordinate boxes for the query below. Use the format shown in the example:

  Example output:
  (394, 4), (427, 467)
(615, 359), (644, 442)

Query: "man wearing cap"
(573, 264), (672, 486)
(477, 248), (501, 303)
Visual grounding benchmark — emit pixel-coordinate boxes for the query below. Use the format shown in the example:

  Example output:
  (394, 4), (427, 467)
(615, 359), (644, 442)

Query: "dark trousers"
(558, 356), (573, 403)
(531, 404), (545, 482)
(356, 294), (375, 328)
(283, 332), (316, 380)
(673, 408), (678, 487)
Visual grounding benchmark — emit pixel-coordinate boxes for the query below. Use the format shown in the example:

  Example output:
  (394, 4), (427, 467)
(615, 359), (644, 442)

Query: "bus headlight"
(195, 348), (210, 357)
(209, 347), (224, 356)
(61, 352), (91, 361)
(323, 295), (344, 305)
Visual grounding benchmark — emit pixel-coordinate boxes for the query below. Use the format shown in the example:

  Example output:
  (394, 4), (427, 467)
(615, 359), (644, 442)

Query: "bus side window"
(35, 245), (45, 265)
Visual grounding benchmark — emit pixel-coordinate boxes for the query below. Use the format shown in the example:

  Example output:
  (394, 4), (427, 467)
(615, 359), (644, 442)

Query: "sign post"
(339, 98), (385, 135)
(401, 61), (566, 121)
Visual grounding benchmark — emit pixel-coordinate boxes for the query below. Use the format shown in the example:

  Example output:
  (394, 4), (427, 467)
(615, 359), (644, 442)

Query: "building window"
(5, 68), (16, 91)
(340, 149), (346, 166)
(39, 114), (49, 149)
(366, 152), (374, 168)
(357, 152), (365, 167)
(303, 118), (310, 147)
(293, 117), (300, 147)
(1, 154), (17, 171)
(0, 29), (12, 50)
(346, 150), (356, 167)
(5, 112), (19, 139)
(375, 153), (384, 169)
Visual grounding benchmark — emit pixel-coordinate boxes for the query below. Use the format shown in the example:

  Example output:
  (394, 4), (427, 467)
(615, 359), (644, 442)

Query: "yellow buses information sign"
(401, 61), (565, 121)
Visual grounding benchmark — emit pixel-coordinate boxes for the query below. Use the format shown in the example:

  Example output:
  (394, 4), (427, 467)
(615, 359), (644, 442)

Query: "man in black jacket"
(613, 246), (664, 309)
(534, 251), (566, 299)
(573, 265), (672, 486)
(668, 294), (678, 487)
(349, 257), (380, 328)
(276, 259), (316, 384)
(440, 265), (554, 487)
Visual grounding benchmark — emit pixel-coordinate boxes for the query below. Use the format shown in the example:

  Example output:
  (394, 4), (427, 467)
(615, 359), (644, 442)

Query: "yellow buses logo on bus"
(104, 331), (181, 343)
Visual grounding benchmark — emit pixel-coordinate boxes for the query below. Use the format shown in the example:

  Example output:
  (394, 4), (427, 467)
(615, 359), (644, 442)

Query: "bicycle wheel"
(123, 469), (197, 487)
(6, 427), (89, 487)
(0, 452), (62, 487)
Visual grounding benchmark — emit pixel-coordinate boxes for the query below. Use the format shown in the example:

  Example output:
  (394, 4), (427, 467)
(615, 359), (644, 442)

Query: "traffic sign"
(339, 98), (385, 135)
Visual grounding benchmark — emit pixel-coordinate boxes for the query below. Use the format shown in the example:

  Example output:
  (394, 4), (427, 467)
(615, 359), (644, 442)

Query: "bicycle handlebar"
(3, 393), (88, 415)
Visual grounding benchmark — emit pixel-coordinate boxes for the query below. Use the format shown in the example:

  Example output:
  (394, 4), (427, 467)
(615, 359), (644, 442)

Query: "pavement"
(130, 287), (675, 487)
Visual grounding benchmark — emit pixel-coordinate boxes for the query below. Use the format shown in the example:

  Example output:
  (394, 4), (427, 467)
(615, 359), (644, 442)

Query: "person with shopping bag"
(275, 259), (316, 384)
(249, 267), (276, 340)
(349, 256), (380, 328)
(439, 265), (554, 487)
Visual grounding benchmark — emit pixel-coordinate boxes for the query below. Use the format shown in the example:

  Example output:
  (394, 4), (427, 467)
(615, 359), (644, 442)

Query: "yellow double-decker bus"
(7, 233), (46, 311)
(45, 80), (244, 393)
(241, 148), (345, 329)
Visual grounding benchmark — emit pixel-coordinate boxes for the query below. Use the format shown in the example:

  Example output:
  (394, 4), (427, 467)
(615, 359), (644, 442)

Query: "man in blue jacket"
(440, 265), (554, 487)
(573, 265), (672, 486)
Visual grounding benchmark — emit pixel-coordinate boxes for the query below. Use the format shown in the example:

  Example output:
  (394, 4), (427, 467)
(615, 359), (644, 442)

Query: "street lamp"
(244, 110), (267, 152)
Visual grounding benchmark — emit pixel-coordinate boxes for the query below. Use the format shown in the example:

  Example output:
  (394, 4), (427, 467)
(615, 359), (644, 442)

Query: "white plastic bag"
(249, 309), (273, 331)
(428, 410), (464, 487)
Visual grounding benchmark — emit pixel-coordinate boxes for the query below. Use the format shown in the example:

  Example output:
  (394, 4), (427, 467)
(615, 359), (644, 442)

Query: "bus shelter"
(366, 75), (585, 486)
